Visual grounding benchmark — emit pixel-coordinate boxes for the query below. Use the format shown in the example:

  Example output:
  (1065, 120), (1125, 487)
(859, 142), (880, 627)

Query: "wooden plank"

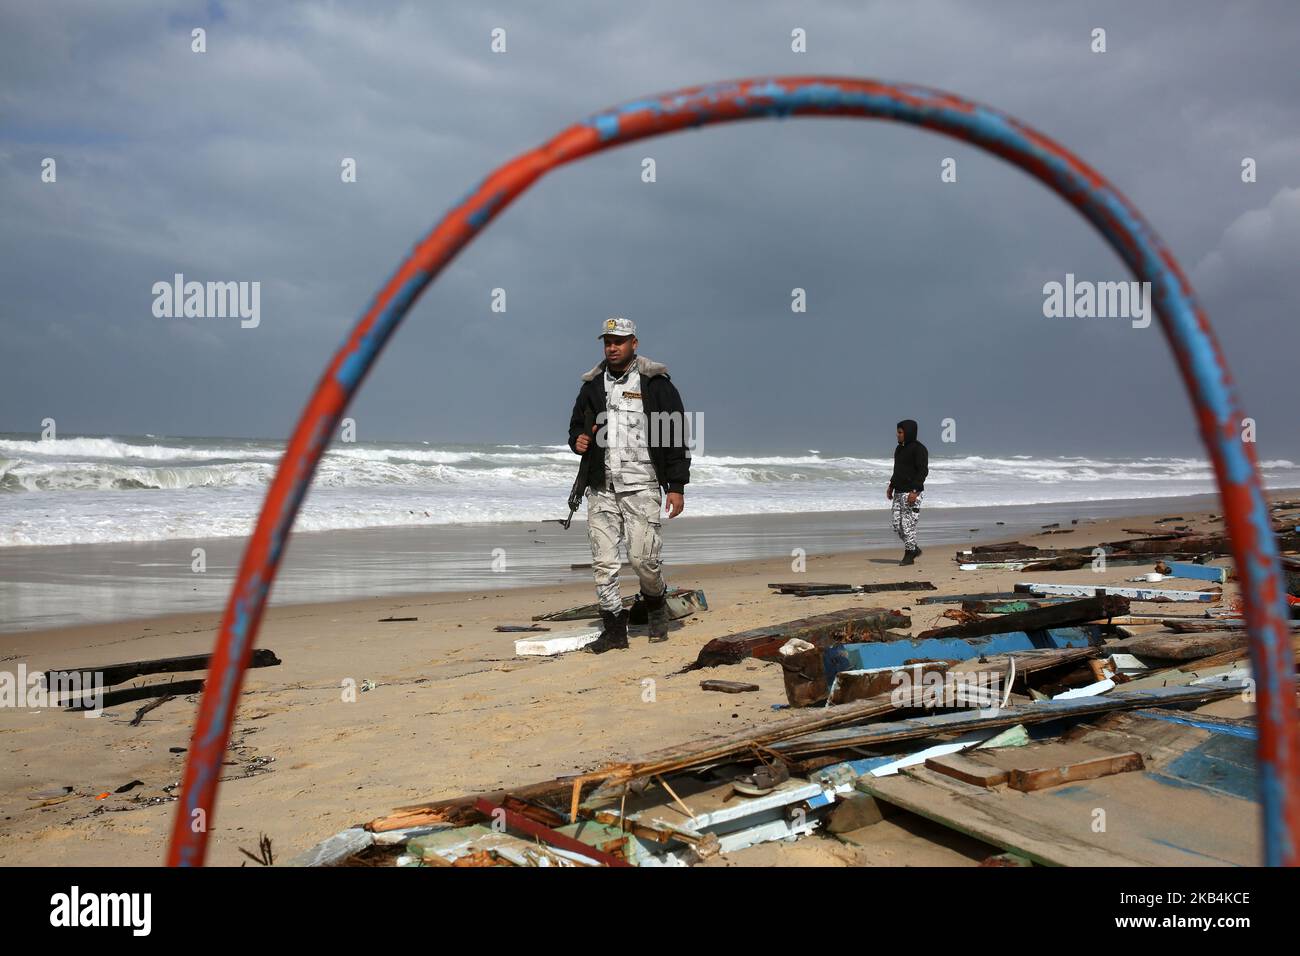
(767, 581), (937, 595)
(827, 626), (1104, 679)
(47, 648), (280, 689)
(858, 581), (936, 593)
(1156, 561), (1228, 584)
(1007, 751), (1145, 792)
(924, 754), (1009, 788)
(767, 582), (855, 594)
(1109, 632), (1245, 661)
(700, 680), (760, 694)
(1015, 582), (1219, 602)
(1176, 634), (1300, 672)
(859, 760), (1256, 866)
(916, 595), (1128, 640)
(919, 592), (1076, 605)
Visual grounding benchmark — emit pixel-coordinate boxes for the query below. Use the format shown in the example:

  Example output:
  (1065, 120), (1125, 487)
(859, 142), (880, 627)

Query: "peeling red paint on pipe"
(168, 76), (1297, 867)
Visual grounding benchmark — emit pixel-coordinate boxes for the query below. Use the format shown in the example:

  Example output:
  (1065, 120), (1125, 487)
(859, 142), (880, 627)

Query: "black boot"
(643, 590), (669, 643)
(900, 549), (917, 566)
(585, 608), (629, 654)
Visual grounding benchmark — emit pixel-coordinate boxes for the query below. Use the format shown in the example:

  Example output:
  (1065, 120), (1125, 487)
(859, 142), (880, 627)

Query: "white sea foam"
(1, 433), (1296, 547)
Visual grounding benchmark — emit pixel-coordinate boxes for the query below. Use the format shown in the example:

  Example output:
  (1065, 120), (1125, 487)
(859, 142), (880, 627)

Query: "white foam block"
(514, 626), (603, 656)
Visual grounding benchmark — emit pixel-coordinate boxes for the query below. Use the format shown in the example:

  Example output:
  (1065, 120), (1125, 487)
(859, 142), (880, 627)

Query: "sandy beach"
(0, 494), (1282, 868)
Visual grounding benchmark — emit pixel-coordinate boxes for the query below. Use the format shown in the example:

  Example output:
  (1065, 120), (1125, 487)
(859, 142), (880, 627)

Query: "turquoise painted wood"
(824, 625), (1104, 686)
(1163, 561), (1228, 584)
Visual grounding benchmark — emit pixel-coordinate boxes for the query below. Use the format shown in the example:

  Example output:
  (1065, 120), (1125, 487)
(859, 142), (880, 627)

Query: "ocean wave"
(3, 433), (1299, 547)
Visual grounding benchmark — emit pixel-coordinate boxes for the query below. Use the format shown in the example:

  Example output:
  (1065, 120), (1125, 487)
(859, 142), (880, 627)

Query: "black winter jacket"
(567, 356), (691, 494)
(890, 419), (929, 493)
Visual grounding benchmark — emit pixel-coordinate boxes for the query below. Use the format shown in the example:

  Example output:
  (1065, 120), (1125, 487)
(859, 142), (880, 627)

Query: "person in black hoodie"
(887, 419), (928, 565)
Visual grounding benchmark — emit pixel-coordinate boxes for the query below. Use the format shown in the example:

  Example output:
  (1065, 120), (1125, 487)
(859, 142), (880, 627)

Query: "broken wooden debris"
(494, 625), (551, 632)
(768, 581), (936, 595)
(378, 616), (418, 623)
(822, 626), (1105, 700)
(344, 671), (1266, 868)
(916, 595), (1128, 640)
(767, 680), (1250, 756)
(472, 797), (631, 867)
(690, 607), (909, 669)
(47, 647), (280, 690)
(828, 661), (951, 706)
(857, 706), (1263, 866)
(699, 679), (760, 694)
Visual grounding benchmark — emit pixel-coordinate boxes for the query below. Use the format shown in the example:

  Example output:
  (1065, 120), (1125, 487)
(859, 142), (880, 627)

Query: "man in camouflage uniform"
(568, 317), (691, 653)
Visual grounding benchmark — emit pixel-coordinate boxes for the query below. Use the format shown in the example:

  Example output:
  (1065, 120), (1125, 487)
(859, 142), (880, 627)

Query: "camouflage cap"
(598, 316), (637, 338)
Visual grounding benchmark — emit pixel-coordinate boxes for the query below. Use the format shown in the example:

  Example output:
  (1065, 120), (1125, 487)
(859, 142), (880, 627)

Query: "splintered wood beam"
(1007, 752), (1145, 792)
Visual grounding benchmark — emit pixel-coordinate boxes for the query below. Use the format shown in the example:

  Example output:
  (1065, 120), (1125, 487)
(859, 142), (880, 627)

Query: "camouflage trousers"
(586, 484), (666, 613)
(891, 490), (924, 552)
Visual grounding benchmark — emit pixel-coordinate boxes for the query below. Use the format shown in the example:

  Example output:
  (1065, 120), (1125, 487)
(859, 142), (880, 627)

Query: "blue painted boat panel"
(824, 626), (1103, 686)
(1157, 734), (1258, 802)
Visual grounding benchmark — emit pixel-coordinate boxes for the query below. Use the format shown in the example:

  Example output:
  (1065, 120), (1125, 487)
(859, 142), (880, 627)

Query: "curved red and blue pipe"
(167, 76), (1298, 866)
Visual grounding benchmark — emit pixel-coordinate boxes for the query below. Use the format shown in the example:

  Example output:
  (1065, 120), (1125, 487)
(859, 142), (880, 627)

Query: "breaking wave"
(1, 433), (1296, 547)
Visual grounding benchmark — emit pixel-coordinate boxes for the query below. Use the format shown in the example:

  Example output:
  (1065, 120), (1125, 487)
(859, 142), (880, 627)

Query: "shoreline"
(4, 488), (1289, 635)
(0, 495), (1276, 867)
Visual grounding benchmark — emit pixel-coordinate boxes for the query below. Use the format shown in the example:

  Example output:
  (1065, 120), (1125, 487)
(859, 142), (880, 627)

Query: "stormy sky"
(2, 0), (1298, 459)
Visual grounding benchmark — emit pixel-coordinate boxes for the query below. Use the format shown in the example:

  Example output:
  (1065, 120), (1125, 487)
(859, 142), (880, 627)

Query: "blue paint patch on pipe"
(335, 272), (429, 390)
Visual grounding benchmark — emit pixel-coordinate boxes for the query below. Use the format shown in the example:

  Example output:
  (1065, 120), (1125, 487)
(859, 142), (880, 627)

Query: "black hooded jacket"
(890, 419), (929, 493)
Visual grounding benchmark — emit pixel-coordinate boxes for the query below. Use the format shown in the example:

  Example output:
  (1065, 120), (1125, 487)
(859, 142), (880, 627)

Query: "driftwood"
(49, 648), (280, 689)
(699, 680), (760, 694)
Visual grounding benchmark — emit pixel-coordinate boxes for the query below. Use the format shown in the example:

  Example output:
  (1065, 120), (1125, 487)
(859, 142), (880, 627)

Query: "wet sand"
(0, 492), (1242, 633)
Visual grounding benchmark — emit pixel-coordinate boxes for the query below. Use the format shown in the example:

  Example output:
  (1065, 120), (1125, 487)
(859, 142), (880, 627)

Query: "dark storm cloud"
(2, 0), (1298, 459)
